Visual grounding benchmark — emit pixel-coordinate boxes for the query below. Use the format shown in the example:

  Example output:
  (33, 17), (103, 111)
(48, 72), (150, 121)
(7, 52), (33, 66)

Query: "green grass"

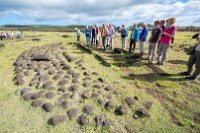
(0, 31), (199, 133)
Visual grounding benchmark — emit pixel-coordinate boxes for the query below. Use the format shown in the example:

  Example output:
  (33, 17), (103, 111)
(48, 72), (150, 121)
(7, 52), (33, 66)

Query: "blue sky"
(0, 0), (199, 26)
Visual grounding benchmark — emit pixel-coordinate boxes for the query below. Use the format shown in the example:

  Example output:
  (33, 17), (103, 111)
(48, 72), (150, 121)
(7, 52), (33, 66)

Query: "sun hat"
(166, 17), (176, 24)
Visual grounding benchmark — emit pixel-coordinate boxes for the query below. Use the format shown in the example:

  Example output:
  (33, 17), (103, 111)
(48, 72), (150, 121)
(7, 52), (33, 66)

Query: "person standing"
(129, 23), (140, 52)
(148, 21), (162, 61)
(16, 31), (21, 39)
(108, 24), (116, 49)
(157, 17), (176, 65)
(91, 26), (96, 45)
(75, 27), (81, 43)
(95, 24), (100, 48)
(179, 33), (200, 80)
(157, 20), (165, 52)
(85, 26), (92, 47)
(101, 24), (109, 51)
(121, 24), (128, 50)
(21, 31), (24, 40)
(139, 23), (148, 57)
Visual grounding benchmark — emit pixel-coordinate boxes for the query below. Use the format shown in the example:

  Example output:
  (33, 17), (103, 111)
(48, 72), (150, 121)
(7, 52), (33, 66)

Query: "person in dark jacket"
(148, 21), (162, 61)
(91, 25), (96, 45)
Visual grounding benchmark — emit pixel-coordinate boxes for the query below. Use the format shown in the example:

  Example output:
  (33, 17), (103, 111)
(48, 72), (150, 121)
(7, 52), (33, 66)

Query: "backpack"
(121, 28), (128, 37)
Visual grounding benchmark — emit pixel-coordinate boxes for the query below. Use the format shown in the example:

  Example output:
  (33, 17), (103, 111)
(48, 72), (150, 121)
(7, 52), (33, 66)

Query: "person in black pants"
(91, 26), (96, 45)
(129, 23), (140, 52)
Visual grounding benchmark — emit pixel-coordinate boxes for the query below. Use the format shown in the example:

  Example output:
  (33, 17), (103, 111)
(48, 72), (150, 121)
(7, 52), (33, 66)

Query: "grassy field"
(0, 30), (199, 133)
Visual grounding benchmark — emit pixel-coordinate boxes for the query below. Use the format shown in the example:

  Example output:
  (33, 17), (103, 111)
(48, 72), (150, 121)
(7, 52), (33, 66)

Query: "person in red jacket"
(157, 17), (176, 65)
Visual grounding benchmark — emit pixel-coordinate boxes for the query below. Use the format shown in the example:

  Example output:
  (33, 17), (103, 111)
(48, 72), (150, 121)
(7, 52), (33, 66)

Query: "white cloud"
(0, 0), (199, 26)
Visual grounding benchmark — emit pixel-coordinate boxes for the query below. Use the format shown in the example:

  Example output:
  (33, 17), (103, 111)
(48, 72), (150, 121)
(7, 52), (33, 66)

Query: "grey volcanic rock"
(58, 79), (69, 86)
(40, 74), (50, 82)
(95, 115), (105, 126)
(143, 101), (153, 110)
(83, 105), (96, 115)
(23, 92), (35, 101)
(105, 86), (113, 91)
(83, 82), (91, 88)
(63, 65), (71, 70)
(71, 92), (81, 102)
(32, 54), (52, 61)
(67, 108), (79, 119)
(61, 93), (71, 99)
(51, 115), (67, 126)
(43, 81), (54, 89)
(93, 84), (102, 89)
(32, 91), (45, 99)
(91, 93), (99, 98)
(72, 79), (79, 83)
(125, 97), (136, 106)
(79, 114), (89, 126)
(82, 90), (91, 99)
(21, 88), (31, 96)
(135, 108), (150, 118)
(53, 74), (62, 80)
(17, 77), (25, 85)
(69, 85), (80, 91)
(48, 69), (56, 75)
(115, 104), (129, 115)
(105, 100), (115, 109)
(83, 77), (92, 81)
(43, 102), (54, 112)
(61, 101), (71, 109)
(29, 82), (37, 87)
(104, 119), (114, 126)
(32, 100), (43, 108)
(45, 91), (56, 99)
(72, 73), (80, 78)
(24, 71), (32, 76)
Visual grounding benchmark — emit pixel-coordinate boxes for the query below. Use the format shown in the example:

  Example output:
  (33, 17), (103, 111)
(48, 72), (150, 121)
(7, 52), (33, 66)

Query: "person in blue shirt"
(85, 26), (92, 47)
(129, 23), (140, 52)
(139, 23), (148, 57)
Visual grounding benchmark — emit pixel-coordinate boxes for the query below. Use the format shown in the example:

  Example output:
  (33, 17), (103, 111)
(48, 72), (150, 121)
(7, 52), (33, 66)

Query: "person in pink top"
(157, 17), (177, 65)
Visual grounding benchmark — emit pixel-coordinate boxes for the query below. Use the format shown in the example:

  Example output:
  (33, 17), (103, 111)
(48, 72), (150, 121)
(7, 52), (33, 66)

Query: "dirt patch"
(146, 63), (170, 76)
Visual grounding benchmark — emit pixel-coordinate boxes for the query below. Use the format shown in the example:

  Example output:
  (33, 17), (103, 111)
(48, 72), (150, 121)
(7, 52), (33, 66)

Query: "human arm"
(162, 27), (176, 38)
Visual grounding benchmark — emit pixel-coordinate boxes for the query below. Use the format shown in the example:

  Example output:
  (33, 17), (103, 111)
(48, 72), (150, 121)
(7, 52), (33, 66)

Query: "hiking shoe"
(179, 71), (191, 76)
(185, 76), (196, 80)
(159, 62), (164, 66)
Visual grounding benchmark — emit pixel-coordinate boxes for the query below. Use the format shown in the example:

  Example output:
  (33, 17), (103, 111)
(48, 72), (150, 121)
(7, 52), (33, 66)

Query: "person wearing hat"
(157, 17), (176, 65)
(85, 26), (92, 47)
(148, 21), (162, 61)
(179, 33), (200, 80)
(75, 27), (81, 43)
